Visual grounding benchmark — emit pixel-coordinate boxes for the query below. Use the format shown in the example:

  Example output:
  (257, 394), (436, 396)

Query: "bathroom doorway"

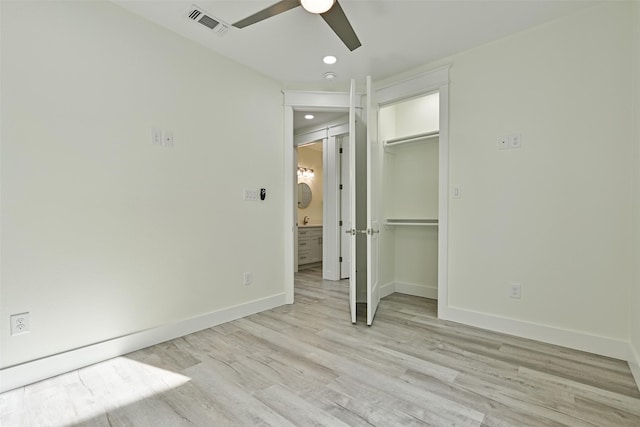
(293, 110), (349, 281)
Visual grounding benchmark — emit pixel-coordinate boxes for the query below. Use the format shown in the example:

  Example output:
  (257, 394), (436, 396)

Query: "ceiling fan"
(233, 0), (361, 51)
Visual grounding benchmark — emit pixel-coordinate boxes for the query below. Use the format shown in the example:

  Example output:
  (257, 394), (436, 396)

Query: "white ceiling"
(293, 110), (348, 131)
(114, 0), (600, 91)
(114, 0), (599, 130)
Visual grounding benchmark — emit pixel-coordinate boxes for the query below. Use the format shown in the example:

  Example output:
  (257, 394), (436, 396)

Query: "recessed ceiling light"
(304, 114), (314, 120)
(323, 55), (337, 65)
(323, 72), (336, 80)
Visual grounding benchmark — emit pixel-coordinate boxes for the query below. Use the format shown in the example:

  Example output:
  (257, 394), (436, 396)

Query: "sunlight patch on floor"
(0, 356), (190, 426)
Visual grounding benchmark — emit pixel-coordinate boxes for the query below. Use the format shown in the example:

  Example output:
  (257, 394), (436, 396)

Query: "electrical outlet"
(498, 135), (509, 150)
(163, 130), (174, 148)
(243, 272), (253, 286)
(10, 312), (31, 336)
(509, 283), (522, 299)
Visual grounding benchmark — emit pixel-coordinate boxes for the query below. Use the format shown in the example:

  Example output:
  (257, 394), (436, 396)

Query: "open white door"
(293, 146), (299, 273)
(348, 79), (357, 324)
(366, 76), (381, 326)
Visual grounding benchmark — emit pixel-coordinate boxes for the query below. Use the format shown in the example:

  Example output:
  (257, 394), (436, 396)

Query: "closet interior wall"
(379, 93), (440, 299)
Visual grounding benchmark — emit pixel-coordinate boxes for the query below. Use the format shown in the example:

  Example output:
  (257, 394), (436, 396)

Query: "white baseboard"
(380, 282), (396, 298)
(381, 286), (639, 390)
(630, 341), (640, 391)
(441, 305), (631, 361)
(380, 281), (438, 300)
(0, 293), (286, 393)
(395, 281), (438, 299)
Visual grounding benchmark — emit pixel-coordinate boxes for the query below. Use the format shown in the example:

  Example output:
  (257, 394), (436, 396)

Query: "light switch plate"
(508, 133), (522, 149)
(151, 128), (162, 146)
(243, 189), (259, 201)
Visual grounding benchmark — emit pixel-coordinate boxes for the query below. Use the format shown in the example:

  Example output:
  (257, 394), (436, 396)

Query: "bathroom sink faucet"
(303, 216), (310, 225)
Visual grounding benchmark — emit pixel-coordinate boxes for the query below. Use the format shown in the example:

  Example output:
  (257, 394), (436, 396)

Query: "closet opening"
(378, 91), (440, 302)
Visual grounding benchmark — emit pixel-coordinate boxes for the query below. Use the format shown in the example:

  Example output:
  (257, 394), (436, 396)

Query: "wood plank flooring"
(1, 266), (639, 426)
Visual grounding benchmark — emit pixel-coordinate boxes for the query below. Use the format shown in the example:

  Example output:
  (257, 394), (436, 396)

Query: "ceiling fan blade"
(233, 0), (300, 29)
(320, 0), (361, 51)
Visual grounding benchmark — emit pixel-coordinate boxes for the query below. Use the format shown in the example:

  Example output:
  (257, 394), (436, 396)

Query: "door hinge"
(339, 256), (343, 262)
(339, 184), (343, 190)
(339, 148), (343, 154)
(339, 220), (343, 226)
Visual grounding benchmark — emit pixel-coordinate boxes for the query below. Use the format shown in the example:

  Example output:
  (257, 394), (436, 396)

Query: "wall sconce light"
(297, 166), (315, 178)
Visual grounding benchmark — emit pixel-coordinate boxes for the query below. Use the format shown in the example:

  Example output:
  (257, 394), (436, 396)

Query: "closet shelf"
(384, 131), (439, 148)
(385, 218), (439, 226)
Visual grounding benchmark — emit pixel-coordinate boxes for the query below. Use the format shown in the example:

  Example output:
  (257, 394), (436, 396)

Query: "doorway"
(293, 112), (350, 280)
(283, 67), (449, 323)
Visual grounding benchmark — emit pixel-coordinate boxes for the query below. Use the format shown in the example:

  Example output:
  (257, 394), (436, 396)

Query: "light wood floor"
(2, 266), (639, 426)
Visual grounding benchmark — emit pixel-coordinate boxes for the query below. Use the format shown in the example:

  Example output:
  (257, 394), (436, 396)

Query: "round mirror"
(297, 183), (312, 209)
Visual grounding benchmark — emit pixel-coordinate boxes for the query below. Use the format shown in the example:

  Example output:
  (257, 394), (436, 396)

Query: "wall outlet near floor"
(10, 312), (31, 336)
(243, 272), (253, 286)
(509, 283), (522, 299)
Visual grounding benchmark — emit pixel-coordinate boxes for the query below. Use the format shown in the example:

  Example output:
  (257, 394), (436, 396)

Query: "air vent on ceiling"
(186, 5), (229, 36)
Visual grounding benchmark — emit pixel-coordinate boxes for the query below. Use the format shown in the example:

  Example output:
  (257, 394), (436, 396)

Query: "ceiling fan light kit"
(300, 0), (335, 14)
(232, 0), (361, 52)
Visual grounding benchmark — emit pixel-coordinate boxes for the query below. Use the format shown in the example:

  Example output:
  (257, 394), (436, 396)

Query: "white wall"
(297, 144), (323, 225)
(443, 2), (634, 343)
(1, 0), (284, 372)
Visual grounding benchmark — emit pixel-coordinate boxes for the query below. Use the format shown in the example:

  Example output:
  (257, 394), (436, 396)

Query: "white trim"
(373, 66), (450, 323)
(442, 306), (631, 361)
(284, 106), (295, 302)
(284, 91), (360, 109)
(437, 83), (450, 316)
(380, 282), (395, 298)
(295, 128), (327, 146)
(395, 282), (438, 299)
(379, 282), (640, 390)
(376, 66), (450, 106)
(328, 123), (349, 137)
(0, 293), (286, 393)
(380, 282), (438, 300)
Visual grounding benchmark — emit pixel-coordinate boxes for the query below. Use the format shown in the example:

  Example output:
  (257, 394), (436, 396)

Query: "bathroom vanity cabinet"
(298, 226), (323, 266)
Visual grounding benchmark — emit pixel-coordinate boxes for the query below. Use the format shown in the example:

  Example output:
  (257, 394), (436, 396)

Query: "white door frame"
(284, 91), (362, 304)
(323, 124), (349, 282)
(374, 66), (450, 319)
